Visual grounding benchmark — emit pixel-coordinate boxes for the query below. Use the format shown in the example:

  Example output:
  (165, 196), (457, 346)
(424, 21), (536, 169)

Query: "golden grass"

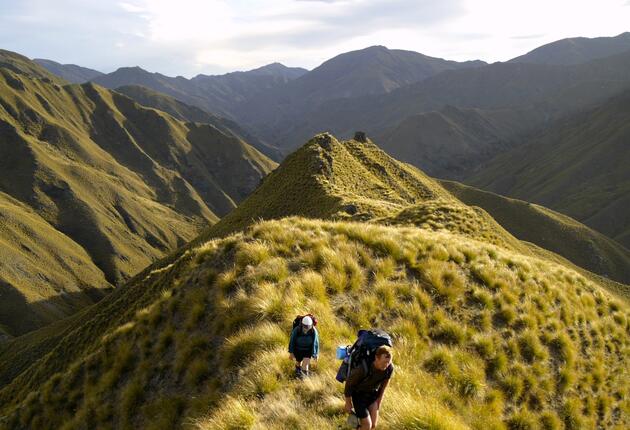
(1, 217), (627, 429)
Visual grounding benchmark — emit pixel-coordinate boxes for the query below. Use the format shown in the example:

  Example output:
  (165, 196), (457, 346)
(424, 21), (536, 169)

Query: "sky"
(1, 0), (629, 77)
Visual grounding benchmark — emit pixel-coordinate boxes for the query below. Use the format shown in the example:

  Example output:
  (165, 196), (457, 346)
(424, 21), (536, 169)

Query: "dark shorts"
(352, 391), (379, 419)
(294, 350), (312, 362)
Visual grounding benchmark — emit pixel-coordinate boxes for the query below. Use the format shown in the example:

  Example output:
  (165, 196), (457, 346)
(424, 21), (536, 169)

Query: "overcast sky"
(1, 0), (629, 77)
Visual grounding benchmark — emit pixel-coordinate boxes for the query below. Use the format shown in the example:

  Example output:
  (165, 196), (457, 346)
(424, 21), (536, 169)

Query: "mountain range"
(0, 50), (276, 337)
(509, 31), (630, 65)
(467, 89), (630, 249)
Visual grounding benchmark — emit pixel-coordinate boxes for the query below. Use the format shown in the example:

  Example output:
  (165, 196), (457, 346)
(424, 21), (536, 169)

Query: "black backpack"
(336, 329), (392, 383)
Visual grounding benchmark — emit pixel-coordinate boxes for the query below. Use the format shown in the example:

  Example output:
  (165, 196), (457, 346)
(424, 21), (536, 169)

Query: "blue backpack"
(336, 329), (392, 383)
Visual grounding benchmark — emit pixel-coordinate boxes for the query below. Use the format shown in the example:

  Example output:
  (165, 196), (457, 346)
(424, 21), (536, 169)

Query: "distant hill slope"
(114, 85), (283, 161)
(466, 89), (630, 249)
(89, 46), (485, 152)
(247, 45), (486, 105)
(372, 105), (532, 179)
(509, 32), (630, 65)
(33, 58), (104, 83)
(440, 180), (630, 284)
(91, 62), (307, 118)
(0, 50), (276, 336)
(236, 46), (487, 148)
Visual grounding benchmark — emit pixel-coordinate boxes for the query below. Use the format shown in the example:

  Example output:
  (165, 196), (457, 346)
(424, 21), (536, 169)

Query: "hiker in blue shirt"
(288, 315), (319, 379)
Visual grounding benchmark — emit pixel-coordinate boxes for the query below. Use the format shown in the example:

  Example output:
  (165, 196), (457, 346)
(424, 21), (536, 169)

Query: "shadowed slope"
(467, 89), (630, 249)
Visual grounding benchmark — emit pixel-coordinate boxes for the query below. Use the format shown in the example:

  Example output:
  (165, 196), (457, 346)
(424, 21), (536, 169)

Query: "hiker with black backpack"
(288, 314), (319, 379)
(344, 345), (393, 429)
(336, 329), (394, 429)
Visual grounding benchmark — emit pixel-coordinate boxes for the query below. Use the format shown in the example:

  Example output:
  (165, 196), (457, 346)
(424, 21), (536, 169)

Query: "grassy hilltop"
(0, 134), (627, 429)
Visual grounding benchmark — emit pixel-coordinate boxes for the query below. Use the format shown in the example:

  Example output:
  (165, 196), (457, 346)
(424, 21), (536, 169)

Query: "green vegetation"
(0, 130), (627, 429)
(0, 51), (276, 335)
(114, 85), (283, 161)
(441, 179), (630, 285)
(0, 218), (627, 429)
(466, 90), (630, 249)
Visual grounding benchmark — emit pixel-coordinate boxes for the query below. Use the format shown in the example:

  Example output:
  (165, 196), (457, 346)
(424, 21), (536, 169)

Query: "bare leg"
(301, 357), (311, 373)
(359, 415), (372, 430)
(368, 402), (379, 429)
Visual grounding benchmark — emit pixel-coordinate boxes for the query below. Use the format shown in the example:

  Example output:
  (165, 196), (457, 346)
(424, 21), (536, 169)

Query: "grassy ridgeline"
(2, 218), (627, 429)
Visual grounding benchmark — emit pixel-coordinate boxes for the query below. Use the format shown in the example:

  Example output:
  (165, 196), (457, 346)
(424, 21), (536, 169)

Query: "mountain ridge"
(466, 88), (630, 249)
(509, 31), (630, 65)
(33, 59), (104, 83)
(0, 50), (276, 336)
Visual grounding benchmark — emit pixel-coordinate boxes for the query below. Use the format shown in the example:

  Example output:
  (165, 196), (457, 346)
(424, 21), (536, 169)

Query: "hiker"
(288, 315), (319, 379)
(344, 345), (394, 430)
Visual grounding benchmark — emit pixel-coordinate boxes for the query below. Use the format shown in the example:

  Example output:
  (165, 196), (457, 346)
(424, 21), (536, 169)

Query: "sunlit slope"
(441, 180), (630, 285)
(114, 84), (283, 161)
(0, 218), (627, 429)
(198, 133), (516, 248)
(0, 51), (276, 334)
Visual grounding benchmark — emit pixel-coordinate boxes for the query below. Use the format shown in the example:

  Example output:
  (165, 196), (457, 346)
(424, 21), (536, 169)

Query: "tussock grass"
(2, 217), (628, 429)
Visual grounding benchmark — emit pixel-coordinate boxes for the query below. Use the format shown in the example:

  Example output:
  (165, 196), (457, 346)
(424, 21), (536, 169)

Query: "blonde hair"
(375, 345), (393, 359)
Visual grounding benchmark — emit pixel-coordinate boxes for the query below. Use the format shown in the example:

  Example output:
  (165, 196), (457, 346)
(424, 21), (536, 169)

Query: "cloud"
(1, 0), (630, 77)
(510, 34), (546, 40)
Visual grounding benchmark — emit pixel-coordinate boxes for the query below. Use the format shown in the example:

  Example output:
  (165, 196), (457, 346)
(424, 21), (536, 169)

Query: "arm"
(376, 378), (390, 409)
(343, 365), (366, 412)
(312, 329), (319, 358)
(344, 366), (364, 397)
(288, 327), (297, 357)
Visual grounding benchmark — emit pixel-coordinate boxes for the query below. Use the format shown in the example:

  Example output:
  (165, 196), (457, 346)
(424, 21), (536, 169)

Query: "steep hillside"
(0, 51), (276, 335)
(33, 59), (103, 83)
(0, 218), (627, 429)
(373, 105), (531, 179)
(440, 180), (630, 284)
(466, 89), (630, 249)
(0, 133), (627, 429)
(0, 192), (111, 338)
(196, 133), (523, 252)
(115, 85), (283, 161)
(91, 62), (306, 118)
(509, 32), (630, 65)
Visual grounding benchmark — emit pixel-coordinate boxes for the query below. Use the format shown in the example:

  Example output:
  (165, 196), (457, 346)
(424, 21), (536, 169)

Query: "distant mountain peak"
(509, 32), (630, 65)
